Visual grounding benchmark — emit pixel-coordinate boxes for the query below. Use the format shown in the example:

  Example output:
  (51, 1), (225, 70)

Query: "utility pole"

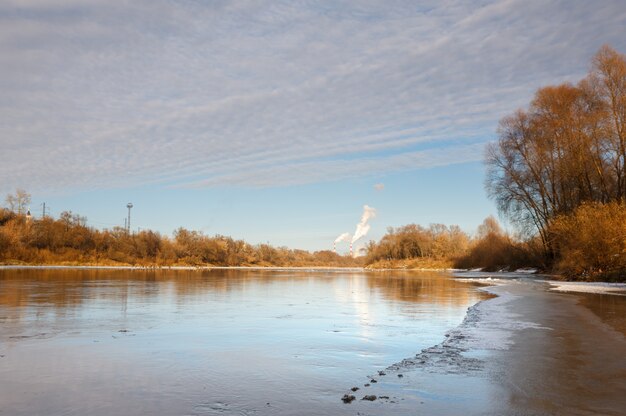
(126, 203), (133, 234)
(40, 202), (49, 218)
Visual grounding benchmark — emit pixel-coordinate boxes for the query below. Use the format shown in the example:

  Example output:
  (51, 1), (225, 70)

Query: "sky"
(1, 0), (625, 253)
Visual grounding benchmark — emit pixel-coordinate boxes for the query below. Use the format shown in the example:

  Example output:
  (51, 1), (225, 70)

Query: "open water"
(0, 268), (489, 415)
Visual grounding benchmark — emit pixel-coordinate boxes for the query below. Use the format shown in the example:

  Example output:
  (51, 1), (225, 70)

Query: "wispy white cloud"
(182, 142), (485, 188)
(1, 0), (625, 193)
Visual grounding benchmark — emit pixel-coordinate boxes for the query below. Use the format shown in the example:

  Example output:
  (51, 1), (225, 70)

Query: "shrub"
(550, 202), (626, 281)
(453, 216), (537, 271)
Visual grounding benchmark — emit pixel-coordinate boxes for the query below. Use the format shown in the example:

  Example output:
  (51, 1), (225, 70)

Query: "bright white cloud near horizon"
(1, 0), (625, 250)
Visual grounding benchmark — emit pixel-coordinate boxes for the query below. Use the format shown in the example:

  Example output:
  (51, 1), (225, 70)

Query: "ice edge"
(388, 282), (546, 375)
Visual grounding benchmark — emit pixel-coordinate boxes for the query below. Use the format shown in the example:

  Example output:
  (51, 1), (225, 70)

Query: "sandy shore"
(483, 280), (626, 415)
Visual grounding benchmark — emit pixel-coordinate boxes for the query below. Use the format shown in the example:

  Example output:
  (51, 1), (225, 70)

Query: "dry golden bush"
(550, 202), (626, 281)
(365, 223), (470, 265)
(453, 216), (537, 271)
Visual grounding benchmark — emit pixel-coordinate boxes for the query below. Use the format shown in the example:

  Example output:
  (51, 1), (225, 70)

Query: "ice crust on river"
(388, 282), (546, 375)
(548, 281), (626, 295)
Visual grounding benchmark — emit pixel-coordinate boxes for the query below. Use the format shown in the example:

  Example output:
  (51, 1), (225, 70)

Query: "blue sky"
(1, 0), (625, 252)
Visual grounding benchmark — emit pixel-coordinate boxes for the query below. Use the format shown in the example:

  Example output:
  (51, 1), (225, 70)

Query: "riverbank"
(365, 258), (454, 270)
(344, 275), (626, 415)
(0, 264), (366, 272)
(487, 280), (626, 414)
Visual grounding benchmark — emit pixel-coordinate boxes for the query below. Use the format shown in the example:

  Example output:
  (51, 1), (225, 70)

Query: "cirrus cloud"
(1, 0), (625, 193)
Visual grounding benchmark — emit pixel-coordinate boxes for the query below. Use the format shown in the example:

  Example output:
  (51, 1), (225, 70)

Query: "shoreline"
(0, 263), (462, 274)
(351, 276), (626, 414)
(0, 264), (367, 272)
(486, 279), (626, 414)
(4, 265), (626, 289)
(547, 280), (626, 295)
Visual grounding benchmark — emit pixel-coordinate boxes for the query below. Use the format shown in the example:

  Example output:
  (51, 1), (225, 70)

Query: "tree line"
(363, 216), (539, 272)
(1, 186), (623, 280)
(0, 195), (514, 272)
(0, 200), (360, 268)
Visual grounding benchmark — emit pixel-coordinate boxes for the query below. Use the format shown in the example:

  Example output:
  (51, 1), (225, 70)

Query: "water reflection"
(366, 270), (486, 304)
(0, 268), (489, 416)
(575, 292), (626, 337)
(0, 269), (484, 311)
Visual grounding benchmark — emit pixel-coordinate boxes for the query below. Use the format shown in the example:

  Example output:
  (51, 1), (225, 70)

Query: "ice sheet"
(388, 282), (548, 375)
(548, 281), (626, 295)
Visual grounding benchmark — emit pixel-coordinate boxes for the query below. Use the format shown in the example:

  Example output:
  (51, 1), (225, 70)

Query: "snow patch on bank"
(453, 270), (545, 282)
(454, 277), (511, 285)
(388, 282), (547, 375)
(548, 281), (626, 295)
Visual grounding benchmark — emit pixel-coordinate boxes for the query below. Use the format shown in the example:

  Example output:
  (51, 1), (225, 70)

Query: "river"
(2, 268), (625, 415)
(0, 268), (489, 415)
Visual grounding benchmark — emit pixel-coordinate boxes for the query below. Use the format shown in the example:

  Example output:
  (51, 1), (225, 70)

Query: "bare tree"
(590, 45), (626, 200)
(486, 45), (626, 256)
(5, 189), (31, 215)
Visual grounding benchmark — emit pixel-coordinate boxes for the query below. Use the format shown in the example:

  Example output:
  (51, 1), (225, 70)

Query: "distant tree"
(365, 223), (470, 263)
(59, 211), (87, 227)
(477, 216), (503, 238)
(454, 216), (535, 271)
(5, 189), (31, 215)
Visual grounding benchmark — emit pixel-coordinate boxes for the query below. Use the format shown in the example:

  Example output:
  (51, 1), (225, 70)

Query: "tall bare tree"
(486, 46), (626, 255)
(589, 45), (626, 200)
(5, 189), (31, 215)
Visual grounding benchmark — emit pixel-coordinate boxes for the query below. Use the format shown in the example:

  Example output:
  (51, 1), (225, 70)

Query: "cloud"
(1, 0), (625, 193)
(182, 142), (485, 188)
